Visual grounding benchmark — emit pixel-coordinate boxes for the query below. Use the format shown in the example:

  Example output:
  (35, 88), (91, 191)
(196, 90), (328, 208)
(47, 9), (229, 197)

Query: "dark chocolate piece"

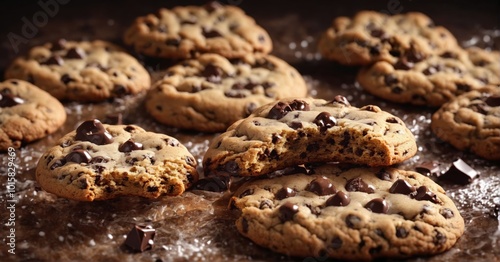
(267, 100), (310, 120)
(415, 161), (442, 176)
(66, 47), (86, 59)
(413, 186), (439, 204)
(305, 177), (336, 196)
(485, 95), (500, 107)
(345, 177), (375, 193)
(119, 139), (144, 153)
(0, 92), (25, 107)
(202, 64), (223, 83)
(389, 179), (416, 195)
(275, 187), (296, 200)
(325, 191), (350, 207)
(364, 198), (388, 214)
(124, 225), (156, 252)
(75, 119), (114, 145)
(313, 112), (337, 132)
(42, 55), (64, 66)
(278, 202), (299, 222)
(439, 158), (478, 185)
(65, 149), (92, 164)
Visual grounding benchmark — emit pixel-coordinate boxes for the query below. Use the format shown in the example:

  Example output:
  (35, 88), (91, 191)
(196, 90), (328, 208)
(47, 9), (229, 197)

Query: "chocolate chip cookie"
(230, 164), (464, 260)
(318, 11), (458, 66)
(5, 39), (151, 102)
(203, 97), (417, 177)
(123, 1), (272, 59)
(431, 86), (500, 161)
(145, 53), (308, 132)
(0, 79), (66, 151)
(36, 119), (198, 201)
(357, 47), (500, 107)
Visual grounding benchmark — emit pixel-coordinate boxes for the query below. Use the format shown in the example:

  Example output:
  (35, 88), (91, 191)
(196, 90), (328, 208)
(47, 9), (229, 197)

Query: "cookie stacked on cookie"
(203, 96), (464, 259)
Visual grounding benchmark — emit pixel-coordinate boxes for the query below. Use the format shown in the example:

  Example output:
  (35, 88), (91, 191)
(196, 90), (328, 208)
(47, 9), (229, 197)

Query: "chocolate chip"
(389, 49), (401, 57)
(192, 176), (230, 192)
(439, 158), (478, 185)
(204, 1), (223, 12)
(289, 121), (303, 130)
(113, 84), (128, 96)
(361, 105), (379, 112)
(369, 45), (381, 55)
(456, 83), (471, 92)
(165, 38), (180, 46)
(325, 191), (350, 207)
(305, 177), (336, 196)
(440, 208), (455, 219)
(313, 112), (337, 133)
(339, 131), (351, 147)
(394, 58), (413, 70)
(412, 186), (439, 203)
(440, 51), (457, 59)
(65, 149), (92, 164)
(119, 139), (144, 153)
(422, 64), (442, 75)
(330, 237), (342, 249)
(389, 179), (416, 195)
(370, 29), (385, 38)
(345, 214), (361, 228)
(485, 95), (500, 107)
(406, 48), (424, 63)
(395, 227), (408, 238)
(60, 74), (73, 85)
(254, 58), (276, 70)
(434, 230), (446, 245)
(278, 202), (299, 222)
(375, 169), (393, 181)
(50, 159), (66, 170)
(202, 28), (223, 38)
(51, 38), (67, 51)
(392, 86), (403, 94)
(202, 64), (223, 83)
(75, 119), (114, 145)
(267, 100), (310, 120)
(262, 82), (275, 89)
(0, 92), (24, 108)
(224, 90), (246, 98)
(384, 74), (398, 86)
(328, 95), (350, 106)
(224, 161), (239, 174)
(345, 177), (374, 193)
(42, 55), (64, 66)
(90, 156), (108, 164)
(385, 117), (399, 124)
(364, 198), (388, 213)
(245, 102), (257, 116)
(66, 47), (86, 59)
(275, 187), (296, 200)
(124, 225), (156, 252)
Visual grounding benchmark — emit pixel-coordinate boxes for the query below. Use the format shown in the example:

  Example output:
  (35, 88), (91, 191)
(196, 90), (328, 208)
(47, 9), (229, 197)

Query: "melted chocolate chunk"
(66, 47), (86, 59)
(305, 177), (336, 196)
(278, 202), (299, 222)
(275, 187), (296, 200)
(364, 198), (388, 213)
(202, 64), (224, 83)
(75, 119), (114, 145)
(375, 169), (393, 181)
(389, 179), (416, 195)
(439, 158), (478, 185)
(60, 74), (73, 84)
(289, 121), (303, 130)
(345, 177), (374, 193)
(267, 100), (309, 119)
(413, 186), (439, 203)
(0, 91), (24, 107)
(325, 191), (350, 207)
(202, 28), (223, 38)
(42, 55), (64, 66)
(124, 225), (156, 252)
(192, 176), (230, 192)
(119, 139), (144, 153)
(485, 95), (500, 107)
(394, 58), (413, 70)
(313, 112), (337, 132)
(65, 149), (92, 164)
(328, 95), (350, 106)
(456, 83), (471, 92)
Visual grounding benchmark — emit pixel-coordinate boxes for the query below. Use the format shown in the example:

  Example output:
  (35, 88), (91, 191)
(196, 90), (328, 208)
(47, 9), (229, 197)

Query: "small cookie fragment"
(0, 79), (66, 150)
(36, 119), (198, 201)
(230, 164), (464, 260)
(145, 53), (307, 132)
(123, 2), (272, 59)
(203, 96), (417, 177)
(357, 47), (500, 107)
(5, 40), (151, 102)
(318, 11), (458, 65)
(431, 86), (500, 160)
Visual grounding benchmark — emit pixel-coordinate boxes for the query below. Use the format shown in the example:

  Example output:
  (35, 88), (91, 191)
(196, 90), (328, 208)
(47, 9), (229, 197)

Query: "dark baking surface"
(0, 1), (499, 261)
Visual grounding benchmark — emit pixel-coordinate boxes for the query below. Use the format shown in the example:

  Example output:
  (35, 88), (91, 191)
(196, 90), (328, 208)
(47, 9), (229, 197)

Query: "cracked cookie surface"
(318, 11), (458, 66)
(0, 79), (66, 150)
(124, 2), (272, 59)
(36, 119), (198, 201)
(230, 164), (464, 260)
(203, 97), (417, 177)
(357, 47), (500, 107)
(145, 53), (307, 132)
(5, 39), (151, 102)
(431, 86), (500, 161)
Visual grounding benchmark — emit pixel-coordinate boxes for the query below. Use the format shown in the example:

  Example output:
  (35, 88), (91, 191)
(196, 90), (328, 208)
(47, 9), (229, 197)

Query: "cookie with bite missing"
(123, 1), (272, 59)
(0, 79), (66, 150)
(36, 119), (198, 201)
(145, 53), (307, 132)
(431, 86), (500, 161)
(230, 164), (464, 260)
(318, 11), (458, 66)
(203, 96), (417, 177)
(5, 39), (151, 102)
(357, 47), (500, 107)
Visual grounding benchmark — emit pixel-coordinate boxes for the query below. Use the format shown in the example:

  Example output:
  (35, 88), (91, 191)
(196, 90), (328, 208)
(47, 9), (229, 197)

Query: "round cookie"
(123, 1), (272, 59)
(0, 79), (66, 151)
(357, 47), (500, 107)
(5, 39), (151, 102)
(230, 164), (465, 260)
(36, 119), (198, 201)
(203, 96), (417, 177)
(318, 11), (458, 66)
(431, 86), (500, 161)
(145, 53), (308, 132)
